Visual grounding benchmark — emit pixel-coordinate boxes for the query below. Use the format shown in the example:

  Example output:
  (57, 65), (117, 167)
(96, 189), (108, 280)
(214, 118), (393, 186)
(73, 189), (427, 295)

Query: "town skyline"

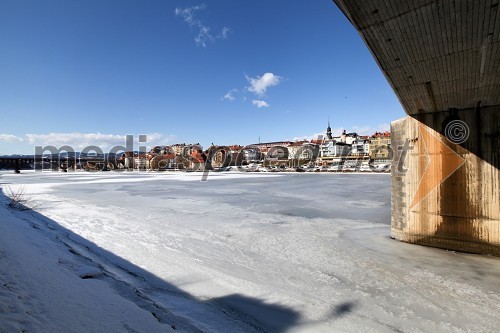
(0, 123), (390, 157)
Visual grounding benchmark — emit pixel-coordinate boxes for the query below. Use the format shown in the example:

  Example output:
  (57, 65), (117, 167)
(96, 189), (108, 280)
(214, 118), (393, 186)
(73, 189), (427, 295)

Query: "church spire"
(326, 118), (332, 140)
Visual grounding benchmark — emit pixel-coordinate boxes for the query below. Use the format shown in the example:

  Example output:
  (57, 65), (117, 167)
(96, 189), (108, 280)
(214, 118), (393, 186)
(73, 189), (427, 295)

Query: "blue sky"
(0, 0), (405, 155)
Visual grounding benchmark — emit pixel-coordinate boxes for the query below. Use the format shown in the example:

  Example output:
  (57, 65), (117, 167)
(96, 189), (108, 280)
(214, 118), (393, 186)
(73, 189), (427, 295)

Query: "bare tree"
(4, 185), (40, 211)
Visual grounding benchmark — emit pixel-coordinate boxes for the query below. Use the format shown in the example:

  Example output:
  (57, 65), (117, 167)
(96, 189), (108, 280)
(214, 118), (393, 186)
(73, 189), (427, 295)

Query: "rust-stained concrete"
(334, 0), (500, 254)
(391, 110), (499, 254)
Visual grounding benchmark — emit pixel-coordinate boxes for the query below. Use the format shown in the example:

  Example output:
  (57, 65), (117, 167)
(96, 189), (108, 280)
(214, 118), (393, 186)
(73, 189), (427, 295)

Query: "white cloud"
(377, 123), (390, 132)
(351, 124), (390, 135)
(219, 27), (230, 39)
(24, 132), (176, 152)
(252, 100), (270, 108)
(246, 72), (282, 97)
(294, 127), (344, 141)
(174, 4), (206, 25)
(0, 134), (24, 142)
(292, 132), (325, 142)
(175, 5), (229, 47)
(222, 89), (237, 101)
(221, 72), (282, 107)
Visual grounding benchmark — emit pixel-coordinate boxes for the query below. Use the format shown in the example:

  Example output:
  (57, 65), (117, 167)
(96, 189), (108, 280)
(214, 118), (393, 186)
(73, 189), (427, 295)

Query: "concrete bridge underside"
(334, 0), (500, 254)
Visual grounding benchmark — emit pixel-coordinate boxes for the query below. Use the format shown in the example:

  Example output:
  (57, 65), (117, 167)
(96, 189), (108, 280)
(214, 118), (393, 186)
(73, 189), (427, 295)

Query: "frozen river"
(2, 171), (499, 332)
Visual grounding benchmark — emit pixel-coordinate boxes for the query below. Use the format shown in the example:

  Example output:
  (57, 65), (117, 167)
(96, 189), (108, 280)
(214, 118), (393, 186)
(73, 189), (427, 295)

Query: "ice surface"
(1, 171), (499, 332)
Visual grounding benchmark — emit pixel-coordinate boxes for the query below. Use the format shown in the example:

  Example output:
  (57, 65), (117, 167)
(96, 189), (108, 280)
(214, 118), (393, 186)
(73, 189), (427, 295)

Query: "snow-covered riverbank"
(1, 171), (499, 332)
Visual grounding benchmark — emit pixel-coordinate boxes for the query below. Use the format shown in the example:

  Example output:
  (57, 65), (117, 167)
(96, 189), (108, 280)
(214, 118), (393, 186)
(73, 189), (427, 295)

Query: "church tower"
(326, 120), (332, 140)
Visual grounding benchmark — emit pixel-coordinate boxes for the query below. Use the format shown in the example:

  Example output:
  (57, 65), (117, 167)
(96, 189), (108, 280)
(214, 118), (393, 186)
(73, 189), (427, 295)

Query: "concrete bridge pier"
(334, 0), (500, 254)
(14, 159), (20, 173)
(391, 108), (499, 255)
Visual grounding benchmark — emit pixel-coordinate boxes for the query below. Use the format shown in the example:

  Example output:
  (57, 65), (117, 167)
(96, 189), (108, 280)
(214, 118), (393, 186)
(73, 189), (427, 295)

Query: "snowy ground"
(0, 171), (499, 333)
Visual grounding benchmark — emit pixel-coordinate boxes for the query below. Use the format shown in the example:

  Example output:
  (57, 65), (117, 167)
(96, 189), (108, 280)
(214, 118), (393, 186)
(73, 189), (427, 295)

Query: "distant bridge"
(0, 157), (37, 173)
(0, 156), (120, 173)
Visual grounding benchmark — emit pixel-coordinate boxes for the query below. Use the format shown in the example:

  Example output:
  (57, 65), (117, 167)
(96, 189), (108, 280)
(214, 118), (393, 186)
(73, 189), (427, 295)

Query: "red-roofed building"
(369, 131), (391, 161)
